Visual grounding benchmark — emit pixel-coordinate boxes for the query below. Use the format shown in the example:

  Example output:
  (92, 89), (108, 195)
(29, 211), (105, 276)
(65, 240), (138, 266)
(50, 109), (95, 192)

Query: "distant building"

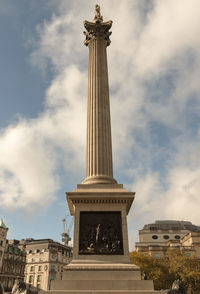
(24, 238), (72, 290)
(0, 219), (8, 271)
(181, 231), (200, 258)
(135, 220), (200, 258)
(0, 239), (26, 291)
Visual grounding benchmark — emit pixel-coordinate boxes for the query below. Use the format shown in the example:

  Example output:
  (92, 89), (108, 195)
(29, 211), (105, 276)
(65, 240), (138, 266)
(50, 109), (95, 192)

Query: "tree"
(165, 250), (200, 292)
(130, 250), (200, 292)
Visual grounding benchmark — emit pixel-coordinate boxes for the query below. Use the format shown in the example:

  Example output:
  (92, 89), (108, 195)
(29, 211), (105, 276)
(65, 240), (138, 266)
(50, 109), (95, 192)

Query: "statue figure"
(93, 4), (103, 22)
(12, 279), (20, 294)
(167, 279), (186, 294)
(143, 272), (147, 280)
(12, 279), (38, 294)
(12, 279), (26, 294)
(95, 224), (103, 244)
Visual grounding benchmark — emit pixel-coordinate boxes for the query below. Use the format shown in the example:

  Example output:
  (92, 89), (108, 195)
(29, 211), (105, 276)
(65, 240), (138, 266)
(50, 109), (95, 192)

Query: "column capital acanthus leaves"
(83, 20), (112, 47)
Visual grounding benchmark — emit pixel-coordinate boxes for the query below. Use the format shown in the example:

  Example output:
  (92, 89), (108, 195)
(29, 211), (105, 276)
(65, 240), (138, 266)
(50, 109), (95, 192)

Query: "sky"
(0, 0), (200, 251)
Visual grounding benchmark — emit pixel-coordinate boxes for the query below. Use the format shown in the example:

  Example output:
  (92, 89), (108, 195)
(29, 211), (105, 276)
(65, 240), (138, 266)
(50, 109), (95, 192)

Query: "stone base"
(43, 288), (160, 293)
(51, 279), (154, 291)
(48, 263), (159, 294)
(46, 291), (159, 294)
(59, 262), (141, 281)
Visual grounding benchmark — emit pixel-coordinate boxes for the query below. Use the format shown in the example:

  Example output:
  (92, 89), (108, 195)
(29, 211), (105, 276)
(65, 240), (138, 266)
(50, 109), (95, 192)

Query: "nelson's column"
(50, 5), (157, 294)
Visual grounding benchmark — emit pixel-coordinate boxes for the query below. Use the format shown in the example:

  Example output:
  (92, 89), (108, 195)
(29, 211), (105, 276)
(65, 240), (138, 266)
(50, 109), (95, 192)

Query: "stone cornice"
(64, 263), (139, 271)
(66, 188), (135, 216)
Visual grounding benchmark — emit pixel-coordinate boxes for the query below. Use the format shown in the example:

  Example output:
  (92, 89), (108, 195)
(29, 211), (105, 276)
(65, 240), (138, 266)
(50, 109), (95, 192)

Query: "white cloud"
(134, 0), (200, 75)
(0, 65), (86, 212)
(128, 134), (200, 244)
(164, 167), (200, 223)
(0, 122), (58, 212)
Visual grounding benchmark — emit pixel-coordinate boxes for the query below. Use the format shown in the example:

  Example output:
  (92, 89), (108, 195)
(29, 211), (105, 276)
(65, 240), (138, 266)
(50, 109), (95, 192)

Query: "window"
(31, 258), (35, 262)
(38, 266), (42, 271)
(30, 266), (34, 272)
(0, 241), (3, 246)
(37, 284), (41, 290)
(152, 235), (158, 239)
(154, 253), (159, 259)
(150, 226), (158, 230)
(175, 235), (180, 240)
(50, 265), (55, 271)
(29, 275), (33, 284)
(163, 235), (169, 240)
(37, 276), (41, 290)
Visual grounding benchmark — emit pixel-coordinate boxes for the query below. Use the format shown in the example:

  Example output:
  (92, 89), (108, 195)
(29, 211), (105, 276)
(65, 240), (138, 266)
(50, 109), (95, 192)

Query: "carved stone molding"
(72, 199), (130, 204)
(64, 264), (140, 271)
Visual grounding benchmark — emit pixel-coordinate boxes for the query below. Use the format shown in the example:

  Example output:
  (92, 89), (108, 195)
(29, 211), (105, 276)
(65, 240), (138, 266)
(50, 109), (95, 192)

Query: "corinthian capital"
(84, 6), (112, 47)
(84, 20), (112, 47)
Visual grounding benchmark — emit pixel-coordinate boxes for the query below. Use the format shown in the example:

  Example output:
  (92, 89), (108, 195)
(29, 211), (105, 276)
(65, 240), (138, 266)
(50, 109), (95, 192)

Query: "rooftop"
(0, 218), (7, 229)
(24, 238), (72, 249)
(142, 220), (200, 231)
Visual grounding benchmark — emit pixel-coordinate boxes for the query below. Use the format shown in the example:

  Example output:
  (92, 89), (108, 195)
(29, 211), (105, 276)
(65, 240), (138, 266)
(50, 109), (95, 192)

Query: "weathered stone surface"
(51, 280), (154, 291)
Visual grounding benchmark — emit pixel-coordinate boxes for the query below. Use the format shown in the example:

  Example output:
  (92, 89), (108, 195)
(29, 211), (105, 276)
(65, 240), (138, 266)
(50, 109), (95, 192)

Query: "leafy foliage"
(130, 250), (200, 291)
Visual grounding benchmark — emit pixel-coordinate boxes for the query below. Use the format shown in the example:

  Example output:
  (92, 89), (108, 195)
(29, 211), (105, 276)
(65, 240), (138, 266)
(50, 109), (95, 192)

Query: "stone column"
(82, 8), (117, 185)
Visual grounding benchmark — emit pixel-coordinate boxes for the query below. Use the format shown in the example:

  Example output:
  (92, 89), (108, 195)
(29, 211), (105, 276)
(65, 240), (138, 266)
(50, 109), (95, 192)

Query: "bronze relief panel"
(79, 211), (123, 255)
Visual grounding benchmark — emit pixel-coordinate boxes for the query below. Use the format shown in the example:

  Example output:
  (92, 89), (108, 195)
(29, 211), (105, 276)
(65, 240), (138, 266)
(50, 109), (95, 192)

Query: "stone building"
(24, 238), (72, 290)
(0, 239), (26, 291)
(135, 220), (200, 258)
(181, 231), (200, 258)
(0, 219), (8, 272)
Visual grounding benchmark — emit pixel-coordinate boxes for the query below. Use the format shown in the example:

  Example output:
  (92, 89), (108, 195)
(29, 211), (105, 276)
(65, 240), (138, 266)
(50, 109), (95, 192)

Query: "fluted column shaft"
(82, 20), (117, 185)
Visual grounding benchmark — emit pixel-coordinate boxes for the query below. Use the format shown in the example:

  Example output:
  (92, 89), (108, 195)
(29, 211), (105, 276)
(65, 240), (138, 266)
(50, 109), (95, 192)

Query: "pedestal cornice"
(66, 184), (135, 216)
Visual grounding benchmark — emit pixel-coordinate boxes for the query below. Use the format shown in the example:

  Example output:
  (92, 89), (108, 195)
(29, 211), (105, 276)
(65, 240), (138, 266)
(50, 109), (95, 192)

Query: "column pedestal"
(48, 184), (158, 294)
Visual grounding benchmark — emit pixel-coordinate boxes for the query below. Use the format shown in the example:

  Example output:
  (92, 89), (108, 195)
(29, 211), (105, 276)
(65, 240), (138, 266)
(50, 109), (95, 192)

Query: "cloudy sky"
(0, 0), (200, 250)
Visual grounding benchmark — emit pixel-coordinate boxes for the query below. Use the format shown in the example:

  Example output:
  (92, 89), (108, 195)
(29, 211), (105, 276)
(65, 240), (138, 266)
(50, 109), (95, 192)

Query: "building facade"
(135, 220), (200, 258)
(0, 239), (26, 291)
(0, 220), (8, 272)
(24, 238), (72, 290)
(181, 232), (200, 258)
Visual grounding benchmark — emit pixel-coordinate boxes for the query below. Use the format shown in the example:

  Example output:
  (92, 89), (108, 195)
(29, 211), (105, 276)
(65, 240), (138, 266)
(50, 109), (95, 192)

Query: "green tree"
(164, 250), (200, 292)
(130, 250), (200, 292)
